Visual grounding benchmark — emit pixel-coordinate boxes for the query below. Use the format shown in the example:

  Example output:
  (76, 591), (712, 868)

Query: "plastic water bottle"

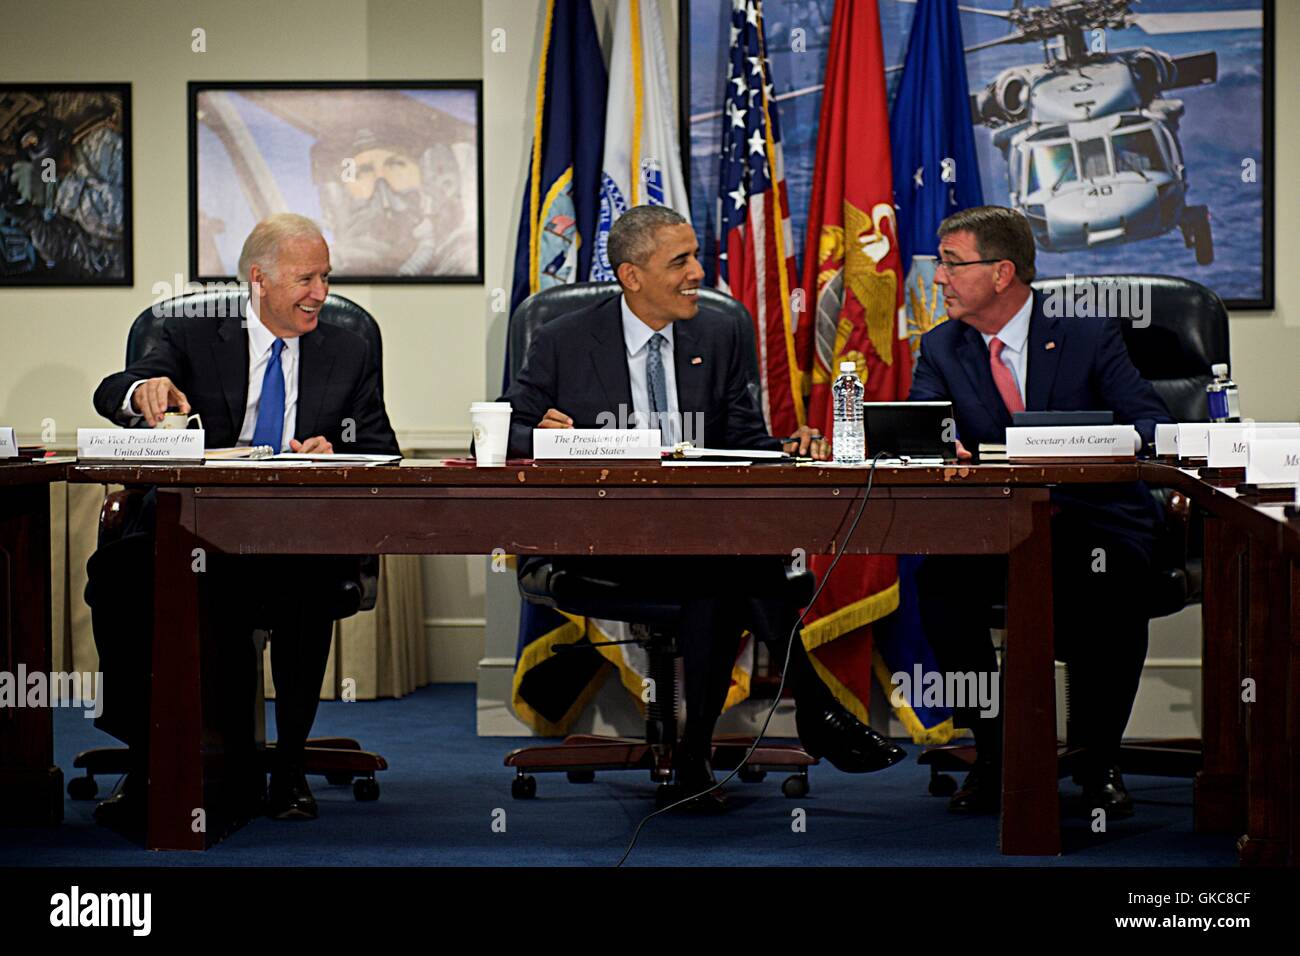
(832, 361), (865, 464)
(1206, 363), (1241, 423)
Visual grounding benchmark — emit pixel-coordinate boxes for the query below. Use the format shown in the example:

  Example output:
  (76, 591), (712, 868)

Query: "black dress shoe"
(795, 700), (906, 773)
(267, 771), (318, 821)
(93, 774), (147, 832)
(949, 762), (1001, 814)
(1081, 766), (1134, 820)
(670, 755), (728, 813)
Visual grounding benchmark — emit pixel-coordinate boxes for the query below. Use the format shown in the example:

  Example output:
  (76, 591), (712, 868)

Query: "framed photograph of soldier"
(683, 0), (1273, 310)
(188, 80), (484, 284)
(0, 83), (133, 286)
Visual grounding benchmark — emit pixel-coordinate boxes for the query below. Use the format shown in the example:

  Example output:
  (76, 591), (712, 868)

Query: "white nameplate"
(1006, 425), (1139, 458)
(1245, 438), (1300, 486)
(0, 426), (16, 459)
(1207, 424), (1300, 468)
(77, 428), (205, 461)
(532, 429), (661, 460)
(1155, 423), (1179, 456)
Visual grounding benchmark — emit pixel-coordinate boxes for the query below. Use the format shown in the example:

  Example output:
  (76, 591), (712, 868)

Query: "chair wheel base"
(67, 775), (99, 801)
(512, 774), (537, 799)
(353, 778), (380, 801)
(782, 774), (809, 798)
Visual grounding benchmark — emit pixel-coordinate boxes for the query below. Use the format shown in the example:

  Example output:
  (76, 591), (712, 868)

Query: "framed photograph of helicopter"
(952, 0), (1272, 310)
(189, 81), (484, 284)
(683, 0), (1273, 309)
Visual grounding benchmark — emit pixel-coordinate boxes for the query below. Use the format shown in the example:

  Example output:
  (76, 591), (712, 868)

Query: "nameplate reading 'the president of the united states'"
(1005, 425), (1140, 459)
(532, 429), (662, 460)
(77, 428), (205, 462)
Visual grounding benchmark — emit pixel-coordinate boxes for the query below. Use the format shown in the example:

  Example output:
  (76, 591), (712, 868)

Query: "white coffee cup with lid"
(470, 402), (512, 467)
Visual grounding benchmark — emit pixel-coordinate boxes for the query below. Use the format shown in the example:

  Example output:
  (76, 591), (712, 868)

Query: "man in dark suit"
(89, 213), (399, 826)
(908, 206), (1173, 817)
(500, 205), (904, 808)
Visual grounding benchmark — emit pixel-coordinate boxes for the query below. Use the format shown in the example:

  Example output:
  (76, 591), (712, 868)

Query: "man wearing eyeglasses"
(908, 206), (1172, 820)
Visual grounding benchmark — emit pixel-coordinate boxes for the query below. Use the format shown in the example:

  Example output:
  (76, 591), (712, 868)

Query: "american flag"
(715, 0), (803, 438)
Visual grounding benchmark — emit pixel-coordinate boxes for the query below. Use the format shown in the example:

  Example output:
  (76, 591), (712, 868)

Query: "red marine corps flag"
(793, 0), (912, 723)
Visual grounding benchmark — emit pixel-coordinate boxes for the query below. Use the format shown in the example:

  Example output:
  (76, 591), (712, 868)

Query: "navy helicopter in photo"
(916, 0), (1262, 266)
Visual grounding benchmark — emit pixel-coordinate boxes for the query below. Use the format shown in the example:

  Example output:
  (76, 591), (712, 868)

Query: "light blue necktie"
(251, 338), (286, 450)
(646, 333), (670, 438)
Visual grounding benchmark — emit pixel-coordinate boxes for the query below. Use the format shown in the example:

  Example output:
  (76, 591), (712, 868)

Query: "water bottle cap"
(1211, 363), (1228, 377)
(839, 361), (856, 373)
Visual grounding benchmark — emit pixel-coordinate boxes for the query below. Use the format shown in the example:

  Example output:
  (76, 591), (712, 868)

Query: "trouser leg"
(916, 554), (1005, 761)
(268, 614), (335, 766)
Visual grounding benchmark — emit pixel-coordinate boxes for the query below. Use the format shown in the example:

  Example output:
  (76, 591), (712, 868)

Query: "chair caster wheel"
(325, 772), (354, 786)
(512, 774), (537, 799)
(782, 774), (809, 798)
(929, 773), (957, 797)
(353, 777), (380, 801)
(67, 776), (98, 801)
(738, 766), (767, 784)
(566, 770), (595, 783)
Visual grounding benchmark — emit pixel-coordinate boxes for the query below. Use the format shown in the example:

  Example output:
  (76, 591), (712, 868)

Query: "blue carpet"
(2, 684), (1237, 866)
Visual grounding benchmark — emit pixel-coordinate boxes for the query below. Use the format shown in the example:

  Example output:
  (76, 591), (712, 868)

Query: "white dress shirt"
(979, 291), (1033, 406)
(621, 294), (681, 445)
(122, 299), (300, 451)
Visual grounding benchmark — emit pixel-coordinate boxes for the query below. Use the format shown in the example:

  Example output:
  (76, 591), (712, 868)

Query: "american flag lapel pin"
(691, 356), (703, 365)
(1045, 341), (1056, 350)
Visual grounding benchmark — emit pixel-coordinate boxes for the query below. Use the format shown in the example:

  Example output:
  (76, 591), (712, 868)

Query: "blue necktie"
(647, 333), (674, 443)
(251, 339), (286, 450)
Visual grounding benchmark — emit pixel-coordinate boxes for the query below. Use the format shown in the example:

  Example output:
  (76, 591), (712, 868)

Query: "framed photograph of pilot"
(189, 80), (483, 284)
(684, 0), (1272, 310)
(0, 83), (133, 286)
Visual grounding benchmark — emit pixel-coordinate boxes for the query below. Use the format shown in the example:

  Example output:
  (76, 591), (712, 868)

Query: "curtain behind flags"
(791, 0), (911, 726)
(714, 0), (804, 438)
(875, 0), (986, 744)
(508, 0), (607, 323)
(589, 0), (690, 280)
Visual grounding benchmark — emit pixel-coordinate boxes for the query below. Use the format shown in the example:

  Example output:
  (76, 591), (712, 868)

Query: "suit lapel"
(1025, 293), (1063, 411)
(588, 299), (633, 415)
(954, 321), (1012, 428)
(296, 324), (333, 440)
(672, 320), (708, 416)
(212, 311), (248, 439)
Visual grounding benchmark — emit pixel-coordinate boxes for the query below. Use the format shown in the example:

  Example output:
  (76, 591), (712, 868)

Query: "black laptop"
(863, 401), (958, 462)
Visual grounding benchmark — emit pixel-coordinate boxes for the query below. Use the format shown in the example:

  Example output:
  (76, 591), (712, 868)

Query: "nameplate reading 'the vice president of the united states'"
(532, 429), (662, 460)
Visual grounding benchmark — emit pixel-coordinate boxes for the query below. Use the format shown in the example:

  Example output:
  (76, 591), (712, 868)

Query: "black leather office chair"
(920, 273), (1231, 794)
(70, 290), (388, 803)
(502, 282), (818, 803)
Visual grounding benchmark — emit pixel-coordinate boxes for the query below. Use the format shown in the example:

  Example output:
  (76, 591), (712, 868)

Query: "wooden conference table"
(49, 459), (1299, 858)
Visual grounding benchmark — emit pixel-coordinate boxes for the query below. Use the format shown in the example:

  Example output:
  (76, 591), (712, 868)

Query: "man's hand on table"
(955, 439), (972, 462)
(782, 425), (831, 461)
(131, 377), (190, 427)
(538, 408), (573, 429)
(290, 436), (333, 454)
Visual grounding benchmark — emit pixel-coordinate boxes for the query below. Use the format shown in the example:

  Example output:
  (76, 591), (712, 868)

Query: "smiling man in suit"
(909, 206), (1173, 818)
(89, 213), (399, 826)
(500, 205), (905, 809)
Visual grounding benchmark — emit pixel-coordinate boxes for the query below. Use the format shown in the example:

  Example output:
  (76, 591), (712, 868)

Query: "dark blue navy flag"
(508, 0), (607, 325)
(876, 0), (984, 743)
(507, 1), (609, 734)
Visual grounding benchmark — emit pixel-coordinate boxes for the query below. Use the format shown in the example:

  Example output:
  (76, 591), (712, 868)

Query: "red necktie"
(989, 338), (1024, 415)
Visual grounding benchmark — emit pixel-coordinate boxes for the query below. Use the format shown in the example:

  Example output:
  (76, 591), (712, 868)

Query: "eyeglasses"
(936, 258), (1005, 274)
